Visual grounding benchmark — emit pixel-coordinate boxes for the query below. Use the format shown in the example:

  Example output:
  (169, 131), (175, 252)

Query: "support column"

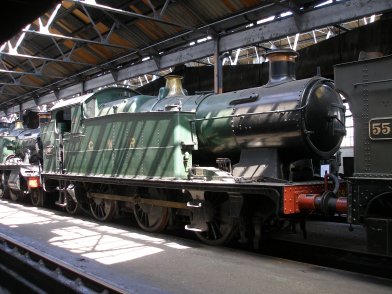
(213, 38), (222, 94)
(19, 103), (23, 121)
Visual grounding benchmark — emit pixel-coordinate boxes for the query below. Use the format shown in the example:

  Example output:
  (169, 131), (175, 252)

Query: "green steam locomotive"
(0, 49), (348, 247)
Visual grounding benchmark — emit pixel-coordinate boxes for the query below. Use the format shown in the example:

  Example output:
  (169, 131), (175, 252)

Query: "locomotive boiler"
(191, 49), (345, 179)
(13, 49), (346, 246)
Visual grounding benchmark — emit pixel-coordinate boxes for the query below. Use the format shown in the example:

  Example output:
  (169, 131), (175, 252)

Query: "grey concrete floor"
(0, 200), (391, 294)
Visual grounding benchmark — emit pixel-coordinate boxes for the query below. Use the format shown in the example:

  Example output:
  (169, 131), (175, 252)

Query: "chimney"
(14, 120), (24, 130)
(266, 49), (299, 86)
(165, 75), (186, 97)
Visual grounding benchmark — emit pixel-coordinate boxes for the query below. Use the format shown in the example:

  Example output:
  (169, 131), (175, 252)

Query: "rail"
(0, 232), (128, 293)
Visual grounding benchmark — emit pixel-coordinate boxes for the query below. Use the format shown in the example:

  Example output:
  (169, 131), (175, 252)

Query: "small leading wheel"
(9, 189), (21, 202)
(195, 199), (237, 246)
(31, 188), (45, 207)
(133, 203), (169, 233)
(65, 193), (80, 215)
(89, 197), (115, 221)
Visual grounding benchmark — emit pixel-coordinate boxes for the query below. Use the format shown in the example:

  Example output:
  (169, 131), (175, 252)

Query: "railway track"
(150, 219), (392, 279)
(1, 199), (390, 291)
(0, 232), (128, 294)
(254, 238), (392, 279)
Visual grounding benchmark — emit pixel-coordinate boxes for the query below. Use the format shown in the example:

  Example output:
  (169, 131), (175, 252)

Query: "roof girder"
(1, 0), (392, 114)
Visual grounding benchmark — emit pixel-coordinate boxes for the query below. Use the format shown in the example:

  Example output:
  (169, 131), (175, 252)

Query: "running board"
(185, 225), (206, 232)
(187, 200), (203, 208)
(55, 201), (67, 207)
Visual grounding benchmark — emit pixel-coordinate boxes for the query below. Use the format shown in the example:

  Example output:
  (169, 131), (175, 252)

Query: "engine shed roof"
(50, 92), (94, 111)
(1, 0), (392, 118)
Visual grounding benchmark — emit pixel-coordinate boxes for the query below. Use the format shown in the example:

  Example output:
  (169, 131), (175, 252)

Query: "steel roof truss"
(0, 69), (64, 80)
(0, 82), (41, 89)
(64, 0), (192, 29)
(1, 0), (391, 114)
(23, 29), (136, 51)
(101, 10), (152, 48)
(20, 47), (40, 72)
(80, 3), (104, 41)
(0, 60), (16, 82)
(51, 36), (67, 59)
(145, 0), (157, 18)
(0, 51), (95, 67)
(106, 22), (117, 42)
(38, 3), (62, 34)
(160, 0), (171, 17)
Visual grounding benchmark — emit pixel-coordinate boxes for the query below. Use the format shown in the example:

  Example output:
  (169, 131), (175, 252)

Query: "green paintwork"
(64, 111), (194, 178)
(41, 121), (57, 173)
(43, 87), (195, 179)
(0, 136), (16, 163)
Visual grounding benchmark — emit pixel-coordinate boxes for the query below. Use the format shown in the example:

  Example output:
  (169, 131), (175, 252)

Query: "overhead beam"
(64, 0), (192, 29)
(0, 51), (96, 67)
(23, 30), (138, 51)
(219, 0), (392, 52)
(0, 93), (18, 96)
(0, 68), (65, 79)
(86, 0), (392, 81)
(0, 82), (42, 89)
(334, 24), (350, 32)
(271, 0), (301, 15)
(1, 0), (392, 115)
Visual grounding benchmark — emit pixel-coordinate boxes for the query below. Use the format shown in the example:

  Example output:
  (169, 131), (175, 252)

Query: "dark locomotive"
(335, 55), (392, 255)
(0, 119), (41, 203)
(0, 49), (390, 255)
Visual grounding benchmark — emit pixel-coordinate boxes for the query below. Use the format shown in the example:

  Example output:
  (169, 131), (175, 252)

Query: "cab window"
(54, 108), (71, 133)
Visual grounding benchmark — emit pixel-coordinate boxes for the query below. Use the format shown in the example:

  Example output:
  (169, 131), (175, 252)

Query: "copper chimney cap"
(165, 75), (186, 97)
(265, 49), (299, 86)
(14, 120), (24, 130)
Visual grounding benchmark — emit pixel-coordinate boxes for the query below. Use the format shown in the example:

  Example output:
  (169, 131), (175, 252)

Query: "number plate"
(369, 117), (392, 140)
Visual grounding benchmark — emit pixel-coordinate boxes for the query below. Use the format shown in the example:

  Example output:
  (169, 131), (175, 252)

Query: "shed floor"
(0, 200), (391, 294)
